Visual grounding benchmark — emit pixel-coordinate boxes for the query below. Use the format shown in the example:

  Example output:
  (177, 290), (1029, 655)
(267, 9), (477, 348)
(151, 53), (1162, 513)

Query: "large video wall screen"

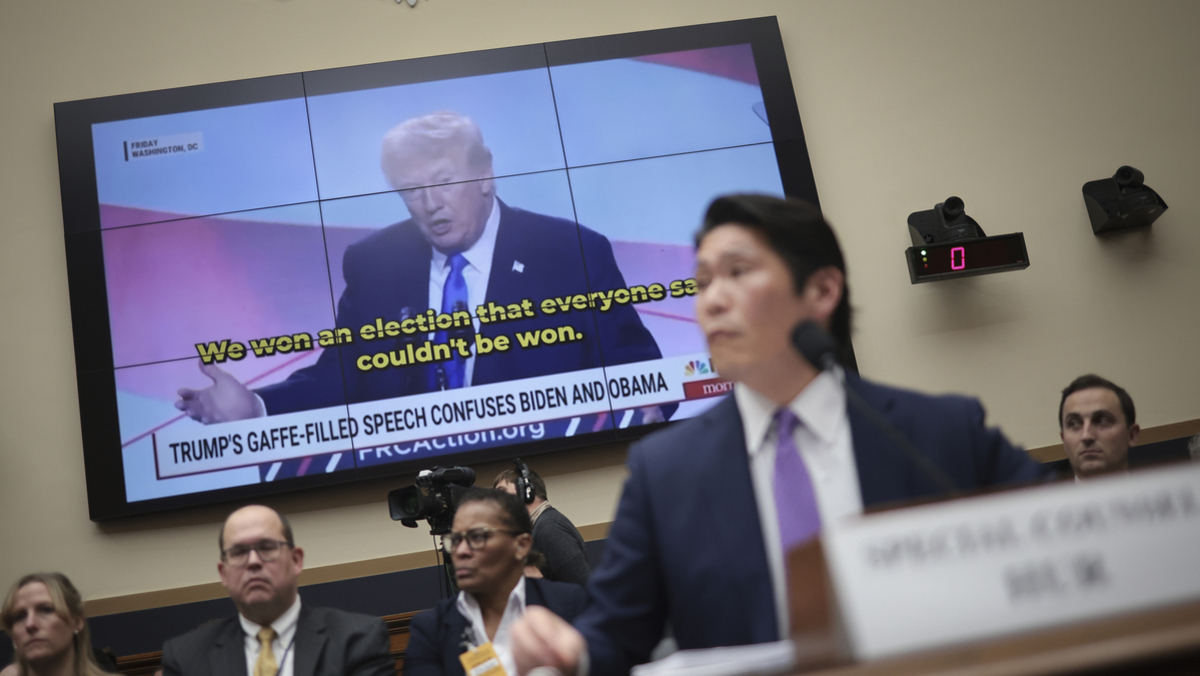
(55, 17), (820, 520)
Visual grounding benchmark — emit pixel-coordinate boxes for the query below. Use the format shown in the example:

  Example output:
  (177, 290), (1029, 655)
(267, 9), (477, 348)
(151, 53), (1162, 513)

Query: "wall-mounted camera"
(907, 196), (986, 245)
(905, 197), (1028, 284)
(1082, 165), (1168, 234)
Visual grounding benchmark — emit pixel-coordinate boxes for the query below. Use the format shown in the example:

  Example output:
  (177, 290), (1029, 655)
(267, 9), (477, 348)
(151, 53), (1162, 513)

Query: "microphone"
(791, 320), (959, 496)
(398, 307), (420, 347)
(791, 320), (841, 373)
(448, 299), (476, 343)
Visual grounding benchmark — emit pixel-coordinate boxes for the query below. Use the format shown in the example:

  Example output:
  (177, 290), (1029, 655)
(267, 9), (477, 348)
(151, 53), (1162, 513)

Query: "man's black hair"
(455, 487), (533, 535)
(1059, 374), (1137, 429)
(697, 194), (852, 362)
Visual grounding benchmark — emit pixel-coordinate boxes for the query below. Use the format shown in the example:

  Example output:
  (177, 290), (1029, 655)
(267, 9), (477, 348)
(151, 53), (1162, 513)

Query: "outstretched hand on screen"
(176, 362), (263, 424)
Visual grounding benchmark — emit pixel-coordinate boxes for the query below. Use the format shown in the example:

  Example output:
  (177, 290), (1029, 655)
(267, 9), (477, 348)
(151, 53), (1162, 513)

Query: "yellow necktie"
(254, 627), (278, 676)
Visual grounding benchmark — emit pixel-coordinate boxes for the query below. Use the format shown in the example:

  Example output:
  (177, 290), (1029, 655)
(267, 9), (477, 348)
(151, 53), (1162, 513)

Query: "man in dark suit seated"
(175, 111), (665, 425)
(510, 194), (1047, 676)
(160, 505), (393, 676)
(405, 489), (587, 676)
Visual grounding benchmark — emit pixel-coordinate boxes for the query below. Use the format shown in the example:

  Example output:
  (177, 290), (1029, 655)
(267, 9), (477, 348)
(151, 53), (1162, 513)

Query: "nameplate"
(822, 462), (1200, 661)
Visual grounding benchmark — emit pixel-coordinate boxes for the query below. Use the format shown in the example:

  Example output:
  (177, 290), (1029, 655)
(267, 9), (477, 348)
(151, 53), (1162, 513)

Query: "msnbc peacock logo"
(684, 359), (712, 377)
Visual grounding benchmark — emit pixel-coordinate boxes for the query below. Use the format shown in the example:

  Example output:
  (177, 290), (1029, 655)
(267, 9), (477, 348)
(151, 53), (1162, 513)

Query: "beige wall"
(2, 0), (1198, 606)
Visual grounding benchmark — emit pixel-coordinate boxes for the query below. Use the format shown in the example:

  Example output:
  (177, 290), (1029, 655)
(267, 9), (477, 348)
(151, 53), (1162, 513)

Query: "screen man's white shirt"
(427, 195), (501, 387)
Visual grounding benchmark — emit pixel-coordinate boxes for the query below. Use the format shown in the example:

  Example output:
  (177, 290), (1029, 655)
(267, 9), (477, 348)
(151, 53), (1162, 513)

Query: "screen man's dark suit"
(405, 577), (589, 676)
(160, 605), (393, 676)
(258, 200), (662, 415)
(575, 374), (1046, 676)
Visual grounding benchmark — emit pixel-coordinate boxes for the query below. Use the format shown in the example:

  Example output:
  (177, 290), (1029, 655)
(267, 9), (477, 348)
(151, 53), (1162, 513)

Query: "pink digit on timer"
(950, 246), (966, 270)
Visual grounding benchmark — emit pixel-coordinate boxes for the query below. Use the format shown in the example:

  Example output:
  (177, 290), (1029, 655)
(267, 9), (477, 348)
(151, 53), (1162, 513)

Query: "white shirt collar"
(455, 577), (527, 676)
(736, 368), (846, 455)
(455, 576), (527, 636)
(430, 196), (501, 277)
(238, 594), (301, 645)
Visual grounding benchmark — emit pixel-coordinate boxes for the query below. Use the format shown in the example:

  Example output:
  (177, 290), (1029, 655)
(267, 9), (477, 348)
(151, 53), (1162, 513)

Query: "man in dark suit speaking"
(510, 195), (1046, 676)
(176, 111), (664, 423)
(160, 505), (392, 676)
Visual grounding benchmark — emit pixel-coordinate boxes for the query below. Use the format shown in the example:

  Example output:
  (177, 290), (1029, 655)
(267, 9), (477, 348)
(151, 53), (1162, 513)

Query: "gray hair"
(381, 111), (493, 188)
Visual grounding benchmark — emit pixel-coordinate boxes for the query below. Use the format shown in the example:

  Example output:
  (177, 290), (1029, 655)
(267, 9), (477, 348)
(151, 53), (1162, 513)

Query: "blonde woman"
(1, 573), (109, 676)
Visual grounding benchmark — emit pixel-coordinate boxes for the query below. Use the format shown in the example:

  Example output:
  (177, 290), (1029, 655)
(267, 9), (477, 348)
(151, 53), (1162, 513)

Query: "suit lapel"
(442, 599), (471, 676)
(210, 617), (249, 676)
(700, 398), (779, 641)
(705, 398), (765, 553)
(485, 199), (520, 305)
(524, 577), (545, 608)
(845, 375), (913, 507)
(292, 606), (327, 676)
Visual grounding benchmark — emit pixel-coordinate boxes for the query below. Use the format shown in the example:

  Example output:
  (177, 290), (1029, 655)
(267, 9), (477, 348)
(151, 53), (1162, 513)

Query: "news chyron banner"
(153, 354), (731, 480)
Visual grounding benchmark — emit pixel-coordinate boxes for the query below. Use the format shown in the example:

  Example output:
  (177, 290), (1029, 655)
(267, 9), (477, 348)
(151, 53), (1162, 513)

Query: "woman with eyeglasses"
(1, 573), (111, 676)
(406, 488), (588, 676)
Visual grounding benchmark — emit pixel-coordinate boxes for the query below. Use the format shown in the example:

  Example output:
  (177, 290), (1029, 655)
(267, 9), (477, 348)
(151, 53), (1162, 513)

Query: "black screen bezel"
(55, 16), (822, 521)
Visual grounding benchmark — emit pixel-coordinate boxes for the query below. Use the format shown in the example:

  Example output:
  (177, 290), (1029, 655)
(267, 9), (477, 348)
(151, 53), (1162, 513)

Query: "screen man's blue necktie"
(434, 253), (469, 389)
(773, 408), (821, 553)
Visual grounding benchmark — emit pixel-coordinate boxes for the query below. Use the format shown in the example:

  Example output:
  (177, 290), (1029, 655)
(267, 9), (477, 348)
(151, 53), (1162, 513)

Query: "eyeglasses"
(442, 527), (522, 553)
(221, 539), (292, 566)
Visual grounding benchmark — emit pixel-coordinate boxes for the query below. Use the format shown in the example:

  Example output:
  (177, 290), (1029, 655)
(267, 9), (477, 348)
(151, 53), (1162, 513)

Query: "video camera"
(387, 466), (476, 535)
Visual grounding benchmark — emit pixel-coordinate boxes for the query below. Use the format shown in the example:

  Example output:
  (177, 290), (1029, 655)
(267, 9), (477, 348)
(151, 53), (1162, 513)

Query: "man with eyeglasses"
(161, 505), (394, 676)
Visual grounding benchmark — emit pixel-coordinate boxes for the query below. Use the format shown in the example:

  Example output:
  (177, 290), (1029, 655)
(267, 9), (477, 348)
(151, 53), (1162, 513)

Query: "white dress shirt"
(428, 196), (501, 387)
(456, 578), (527, 676)
(239, 595), (301, 676)
(734, 369), (863, 638)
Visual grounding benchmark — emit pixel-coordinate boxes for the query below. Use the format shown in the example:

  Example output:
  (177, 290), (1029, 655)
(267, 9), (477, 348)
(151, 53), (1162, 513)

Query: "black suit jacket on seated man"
(573, 373), (1046, 676)
(257, 200), (664, 415)
(160, 604), (393, 676)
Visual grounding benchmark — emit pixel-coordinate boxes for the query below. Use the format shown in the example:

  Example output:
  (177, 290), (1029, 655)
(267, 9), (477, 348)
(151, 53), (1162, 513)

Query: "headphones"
(512, 458), (535, 504)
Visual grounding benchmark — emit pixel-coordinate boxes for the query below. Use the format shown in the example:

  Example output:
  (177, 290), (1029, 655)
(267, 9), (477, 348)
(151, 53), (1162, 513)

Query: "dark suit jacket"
(575, 374), (1047, 676)
(258, 201), (662, 414)
(160, 605), (393, 676)
(404, 578), (589, 676)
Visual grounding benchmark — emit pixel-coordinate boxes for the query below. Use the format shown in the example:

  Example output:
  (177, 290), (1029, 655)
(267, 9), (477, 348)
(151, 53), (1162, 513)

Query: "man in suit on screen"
(160, 505), (392, 676)
(509, 194), (1047, 676)
(175, 111), (664, 424)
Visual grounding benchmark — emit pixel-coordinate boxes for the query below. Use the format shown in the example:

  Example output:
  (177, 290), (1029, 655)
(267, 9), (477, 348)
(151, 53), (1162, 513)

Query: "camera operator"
(405, 489), (587, 676)
(494, 466), (591, 585)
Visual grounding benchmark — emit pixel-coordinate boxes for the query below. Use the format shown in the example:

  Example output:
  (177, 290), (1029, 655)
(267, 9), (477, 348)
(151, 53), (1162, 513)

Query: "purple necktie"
(773, 408), (821, 552)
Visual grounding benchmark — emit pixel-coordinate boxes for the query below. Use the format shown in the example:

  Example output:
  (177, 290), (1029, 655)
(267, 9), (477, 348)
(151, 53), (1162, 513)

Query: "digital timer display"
(906, 233), (1029, 284)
